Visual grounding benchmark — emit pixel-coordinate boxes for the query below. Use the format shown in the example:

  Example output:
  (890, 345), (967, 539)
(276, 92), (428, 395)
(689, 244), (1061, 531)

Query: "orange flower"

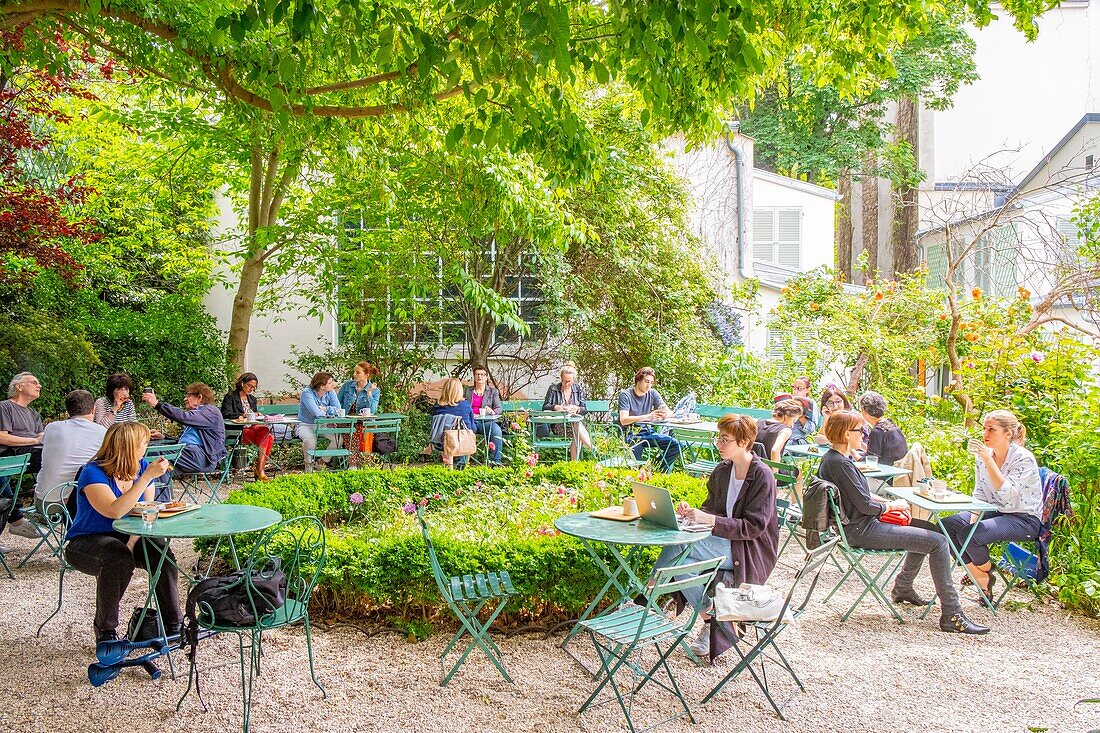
(971, 288), (982, 299)
(1018, 287), (1031, 300)
(874, 291), (884, 300)
(938, 314), (948, 321)
(809, 302), (821, 312)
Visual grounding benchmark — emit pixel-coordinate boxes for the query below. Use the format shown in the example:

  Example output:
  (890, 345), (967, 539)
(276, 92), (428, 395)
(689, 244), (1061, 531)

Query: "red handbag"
(879, 507), (912, 526)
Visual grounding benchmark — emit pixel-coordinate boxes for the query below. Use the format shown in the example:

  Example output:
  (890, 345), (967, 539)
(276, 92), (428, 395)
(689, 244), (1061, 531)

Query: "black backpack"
(184, 560), (287, 631)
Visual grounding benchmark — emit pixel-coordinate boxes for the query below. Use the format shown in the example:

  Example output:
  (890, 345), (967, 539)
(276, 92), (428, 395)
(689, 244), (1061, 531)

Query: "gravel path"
(1, 518), (1098, 733)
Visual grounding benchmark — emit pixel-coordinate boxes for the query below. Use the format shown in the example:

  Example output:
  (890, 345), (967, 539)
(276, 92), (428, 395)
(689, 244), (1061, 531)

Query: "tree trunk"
(847, 352), (869, 394)
(861, 153), (879, 277)
(837, 170), (853, 281)
(891, 95), (920, 276)
(226, 136), (304, 371)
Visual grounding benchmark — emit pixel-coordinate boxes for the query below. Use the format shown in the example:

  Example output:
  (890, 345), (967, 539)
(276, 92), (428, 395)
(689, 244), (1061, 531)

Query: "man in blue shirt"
(617, 367), (682, 472)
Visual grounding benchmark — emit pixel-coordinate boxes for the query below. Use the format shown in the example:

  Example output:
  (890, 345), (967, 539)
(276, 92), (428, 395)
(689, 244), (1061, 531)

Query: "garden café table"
(783, 443), (912, 484)
(879, 484), (1000, 614)
(553, 511), (711, 675)
(107, 504), (282, 681)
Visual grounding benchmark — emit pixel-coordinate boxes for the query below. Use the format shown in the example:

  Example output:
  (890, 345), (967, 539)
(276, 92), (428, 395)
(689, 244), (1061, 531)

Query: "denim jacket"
(338, 380), (380, 415)
(297, 389), (342, 425)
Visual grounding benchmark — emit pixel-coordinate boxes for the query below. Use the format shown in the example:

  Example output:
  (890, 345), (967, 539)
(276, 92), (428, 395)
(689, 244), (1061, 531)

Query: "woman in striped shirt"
(93, 373), (138, 428)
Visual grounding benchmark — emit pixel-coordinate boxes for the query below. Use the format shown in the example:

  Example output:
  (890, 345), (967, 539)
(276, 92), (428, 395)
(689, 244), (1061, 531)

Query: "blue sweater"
(155, 402), (225, 471)
(67, 459), (149, 540)
(298, 388), (342, 425)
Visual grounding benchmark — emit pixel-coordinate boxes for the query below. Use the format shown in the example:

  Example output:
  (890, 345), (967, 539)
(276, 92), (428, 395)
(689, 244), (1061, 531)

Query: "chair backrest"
(761, 458), (799, 488)
(647, 557), (723, 633)
(362, 416), (402, 436)
(314, 417), (356, 436)
(257, 404), (298, 416)
(0, 453), (30, 479)
(244, 515), (326, 627)
(669, 427), (715, 445)
(825, 488), (853, 549)
(39, 481), (76, 537)
(584, 400), (610, 416)
(143, 443), (187, 461)
(416, 508), (452, 599)
(766, 537), (840, 630)
(697, 405), (772, 420)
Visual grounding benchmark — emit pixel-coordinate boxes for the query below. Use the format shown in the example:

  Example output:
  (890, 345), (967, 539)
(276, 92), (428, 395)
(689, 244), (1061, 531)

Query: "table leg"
(123, 538), (179, 680)
(920, 510), (993, 618)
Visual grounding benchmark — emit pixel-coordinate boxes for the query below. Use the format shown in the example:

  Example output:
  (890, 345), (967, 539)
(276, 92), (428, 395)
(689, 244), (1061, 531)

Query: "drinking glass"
(141, 504), (160, 528)
(864, 454), (879, 469)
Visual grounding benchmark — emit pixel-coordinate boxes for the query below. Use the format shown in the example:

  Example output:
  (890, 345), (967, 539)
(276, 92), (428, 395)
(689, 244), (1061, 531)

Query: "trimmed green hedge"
(220, 463), (708, 622)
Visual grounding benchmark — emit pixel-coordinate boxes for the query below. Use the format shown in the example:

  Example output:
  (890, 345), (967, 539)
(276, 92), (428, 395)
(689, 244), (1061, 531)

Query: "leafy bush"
(220, 462), (706, 623)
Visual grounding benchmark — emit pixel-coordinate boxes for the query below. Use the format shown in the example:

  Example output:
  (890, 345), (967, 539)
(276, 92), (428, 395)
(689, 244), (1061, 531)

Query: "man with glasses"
(142, 383), (226, 484)
(0, 372), (49, 541)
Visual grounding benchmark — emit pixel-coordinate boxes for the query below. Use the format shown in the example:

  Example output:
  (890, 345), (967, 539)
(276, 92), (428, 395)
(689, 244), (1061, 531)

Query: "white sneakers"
(8, 520), (47, 539)
(689, 626), (710, 658)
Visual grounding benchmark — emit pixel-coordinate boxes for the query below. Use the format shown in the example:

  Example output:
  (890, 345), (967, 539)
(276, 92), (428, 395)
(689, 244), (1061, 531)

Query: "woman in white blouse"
(940, 410), (1042, 601)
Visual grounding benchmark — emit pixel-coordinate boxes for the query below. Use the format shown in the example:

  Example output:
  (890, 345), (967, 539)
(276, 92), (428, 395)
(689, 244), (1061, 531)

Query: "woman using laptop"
(650, 413), (779, 659)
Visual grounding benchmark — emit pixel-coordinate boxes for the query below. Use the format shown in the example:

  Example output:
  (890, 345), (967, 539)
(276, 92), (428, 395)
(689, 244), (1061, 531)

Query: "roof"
(1016, 112), (1100, 191)
(752, 261), (864, 294)
(753, 169), (841, 201)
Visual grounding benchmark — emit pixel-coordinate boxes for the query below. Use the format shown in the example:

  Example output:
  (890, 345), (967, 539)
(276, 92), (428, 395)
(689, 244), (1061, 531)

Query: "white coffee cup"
(362, 408), (372, 417)
(481, 407), (491, 416)
(335, 408), (346, 417)
(622, 497), (638, 516)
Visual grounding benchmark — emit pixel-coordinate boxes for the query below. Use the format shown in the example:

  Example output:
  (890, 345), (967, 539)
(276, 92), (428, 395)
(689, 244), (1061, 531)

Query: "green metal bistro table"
(783, 444), (912, 483)
(554, 512), (711, 675)
(110, 504), (282, 679)
(880, 485), (1000, 614)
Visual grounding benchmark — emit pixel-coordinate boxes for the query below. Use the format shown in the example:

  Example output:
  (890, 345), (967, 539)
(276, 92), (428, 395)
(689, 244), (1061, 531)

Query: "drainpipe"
(723, 121), (752, 279)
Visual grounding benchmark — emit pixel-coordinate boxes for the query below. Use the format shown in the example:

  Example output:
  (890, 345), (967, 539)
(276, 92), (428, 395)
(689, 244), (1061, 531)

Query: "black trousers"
(65, 531), (182, 635)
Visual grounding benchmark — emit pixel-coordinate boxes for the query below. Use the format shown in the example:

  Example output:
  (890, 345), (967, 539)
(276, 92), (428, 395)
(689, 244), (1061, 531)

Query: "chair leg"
(440, 598), (512, 685)
(0, 551), (12, 579)
(36, 565), (66, 637)
(240, 631), (257, 733)
(302, 614), (326, 698)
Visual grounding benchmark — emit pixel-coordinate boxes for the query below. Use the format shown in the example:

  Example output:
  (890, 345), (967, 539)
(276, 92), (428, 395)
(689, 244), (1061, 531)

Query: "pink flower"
(488, 441), (496, 450)
(432, 492), (442, 501)
(966, 362), (975, 369)
(569, 496), (577, 506)
(526, 454), (539, 467)
(510, 422), (521, 431)
(418, 497), (429, 508)
(536, 524), (557, 536)
(401, 501), (416, 515)
(474, 481), (483, 489)
(596, 480), (607, 491)
(1029, 351), (1045, 363)
(455, 488), (462, 496)
(557, 486), (566, 495)
(524, 470), (533, 478)
(349, 492), (364, 506)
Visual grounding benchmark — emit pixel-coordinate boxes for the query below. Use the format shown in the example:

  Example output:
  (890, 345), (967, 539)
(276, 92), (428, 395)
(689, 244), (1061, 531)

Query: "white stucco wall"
(930, 2), (1100, 184)
(751, 171), (837, 272)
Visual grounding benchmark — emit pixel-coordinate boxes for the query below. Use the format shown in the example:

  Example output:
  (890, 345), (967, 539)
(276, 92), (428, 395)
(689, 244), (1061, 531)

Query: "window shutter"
(776, 209), (802, 268)
(753, 209), (776, 264)
(924, 243), (948, 290)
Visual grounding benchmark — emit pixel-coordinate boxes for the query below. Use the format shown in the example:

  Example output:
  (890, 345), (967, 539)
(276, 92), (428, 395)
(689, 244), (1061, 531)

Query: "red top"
(470, 392), (484, 413)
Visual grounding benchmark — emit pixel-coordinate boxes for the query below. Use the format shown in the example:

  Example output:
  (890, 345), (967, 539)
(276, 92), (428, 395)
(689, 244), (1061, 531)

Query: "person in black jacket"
(221, 373), (273, 481)
(651, 413), (779, 658)
(858, 391), (908, 467)
(816, 410), (988, 634)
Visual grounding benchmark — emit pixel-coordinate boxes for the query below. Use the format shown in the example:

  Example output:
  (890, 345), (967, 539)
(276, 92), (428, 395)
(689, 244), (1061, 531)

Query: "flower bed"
(220, 462), (708, 625)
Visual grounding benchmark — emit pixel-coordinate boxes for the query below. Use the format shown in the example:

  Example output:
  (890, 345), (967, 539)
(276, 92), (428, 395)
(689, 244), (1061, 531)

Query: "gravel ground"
(1, 500), (1098, 733)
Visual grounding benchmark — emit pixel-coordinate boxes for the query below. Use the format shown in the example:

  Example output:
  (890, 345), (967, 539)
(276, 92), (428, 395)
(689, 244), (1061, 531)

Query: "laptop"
(632, 481), (710, 532)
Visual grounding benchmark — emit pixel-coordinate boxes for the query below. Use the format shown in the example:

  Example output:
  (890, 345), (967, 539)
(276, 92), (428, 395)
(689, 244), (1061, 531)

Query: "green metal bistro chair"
(701, 538), (839, 719)
(577, 556), (723, 733)
(361, 415), (402, 467)
(143, 442), (186, 503)
(34, 481), (77, 637)
(306, 417), (354, 470)
(417, 507), (518, 685)
(175, 430), (242, 505)
(671, 427), (719, 477)
(821, 491), (906, 623)
(528, 411), (574, 461)
(0, 453), (31, 578)
(178, 515), (327, 733)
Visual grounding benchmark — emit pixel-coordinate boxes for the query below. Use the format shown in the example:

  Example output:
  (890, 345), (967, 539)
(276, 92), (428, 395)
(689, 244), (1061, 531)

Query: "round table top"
(474, 413), (501, 421)
(113, 504), (282, 539)
(554, 512), (711, 546)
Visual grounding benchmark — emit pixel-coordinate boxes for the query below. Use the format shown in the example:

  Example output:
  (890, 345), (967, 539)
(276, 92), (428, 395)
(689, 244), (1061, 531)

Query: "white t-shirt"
(35, 417), (107, 500)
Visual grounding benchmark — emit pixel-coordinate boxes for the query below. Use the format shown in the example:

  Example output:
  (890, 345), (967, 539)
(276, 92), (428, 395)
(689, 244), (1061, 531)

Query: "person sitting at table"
(617, 367), (681, 472)
(220, 373), (274, 482)
(296, 372), (342, 473)
(542, 361), (593, 461)
(93, 373), (137, 428)
(142, 383), (226, 479)
(815, 385), (851, 443)
(651, 413), (779, 657)
(859, 391), (908, 467)
(756, 398), (805, 461)
(790, 377), (819, 442)
(337, 361), (382, 462)
(431, 378), (475, 469)
(0, 372), (48, 540)
(64, 422), (180, 644)
(939, 409), (1042, 603)
(816, 410), (988, 634)
(464, 365), (505, 466)
(36, 389), (106, 511)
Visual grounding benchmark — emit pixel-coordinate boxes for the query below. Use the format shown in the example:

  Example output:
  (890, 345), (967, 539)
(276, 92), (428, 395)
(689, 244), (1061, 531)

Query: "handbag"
(879, 507), (912, 526)
(442, 416), (477, 458)
(127, 607), (162, 642)
(712, 583), (791, 623)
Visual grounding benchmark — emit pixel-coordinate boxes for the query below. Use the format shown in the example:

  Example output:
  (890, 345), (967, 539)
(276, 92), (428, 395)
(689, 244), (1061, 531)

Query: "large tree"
(0, 0), (1058, 368)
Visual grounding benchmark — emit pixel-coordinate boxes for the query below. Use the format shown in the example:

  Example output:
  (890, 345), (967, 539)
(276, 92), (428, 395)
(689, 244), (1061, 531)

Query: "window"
(1056, 216), (1083, 266)
(1086, 155), (1094, 171)
(753, 208), (802, 268)
(336, 213), (544, 347)
(973, 225), (1018, 297)
(923, 242), (949, 290)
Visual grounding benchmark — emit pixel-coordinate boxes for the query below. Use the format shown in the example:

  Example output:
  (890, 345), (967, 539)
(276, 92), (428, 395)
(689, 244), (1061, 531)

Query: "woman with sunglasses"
(650, 413), (779, 658)
(816, 410), (988, 634)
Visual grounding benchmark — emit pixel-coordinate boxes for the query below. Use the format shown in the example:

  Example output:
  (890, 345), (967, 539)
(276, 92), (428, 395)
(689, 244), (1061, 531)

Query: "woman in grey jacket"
(542, 362), (593, 460)
(463, 365), (505, 465)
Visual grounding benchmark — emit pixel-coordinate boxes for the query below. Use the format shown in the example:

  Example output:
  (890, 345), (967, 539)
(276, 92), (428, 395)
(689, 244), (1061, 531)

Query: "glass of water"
(141, 504), (160, 528)
(864, 453), (879, 469)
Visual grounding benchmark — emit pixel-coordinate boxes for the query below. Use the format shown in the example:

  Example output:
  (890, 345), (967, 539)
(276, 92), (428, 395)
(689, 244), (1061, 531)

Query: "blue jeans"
(940, 511), (1041, 567)
(652, 534), (734, 611)
(477, 421), (504, 463)
(630, 430), (682, 472)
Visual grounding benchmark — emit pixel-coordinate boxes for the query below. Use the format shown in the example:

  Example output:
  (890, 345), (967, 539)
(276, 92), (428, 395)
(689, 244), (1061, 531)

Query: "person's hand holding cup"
(966, 438), (987, 457)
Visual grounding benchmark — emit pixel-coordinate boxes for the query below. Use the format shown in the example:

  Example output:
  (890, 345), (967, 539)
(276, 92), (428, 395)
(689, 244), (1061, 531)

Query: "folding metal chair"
(0, 453), (31, 578)
(34, 481), (76, 637)
(671, 427), (719, 477)
(417, 507), (517, 685)
(143, 443), (186, 503)
(578, 557), (723, 733)
(702, 538), (839, 718)
(175, 431), (241, 504)
(306, 417), (354, 470)
(528, 411), (574, 461)
(18, 479), (77, 569)
(821, 491), (906, 623)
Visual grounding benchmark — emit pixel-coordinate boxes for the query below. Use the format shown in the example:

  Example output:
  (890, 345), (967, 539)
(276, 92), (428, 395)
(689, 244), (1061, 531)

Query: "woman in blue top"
(296, 371), (342, 472)
(64, 422), (178, 644)
(337, 361), (381, 415)
(430, 378), (474, 469)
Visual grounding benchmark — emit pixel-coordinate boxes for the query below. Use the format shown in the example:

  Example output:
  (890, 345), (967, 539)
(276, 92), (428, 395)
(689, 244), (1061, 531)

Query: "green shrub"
(220, 462), (707, 623)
